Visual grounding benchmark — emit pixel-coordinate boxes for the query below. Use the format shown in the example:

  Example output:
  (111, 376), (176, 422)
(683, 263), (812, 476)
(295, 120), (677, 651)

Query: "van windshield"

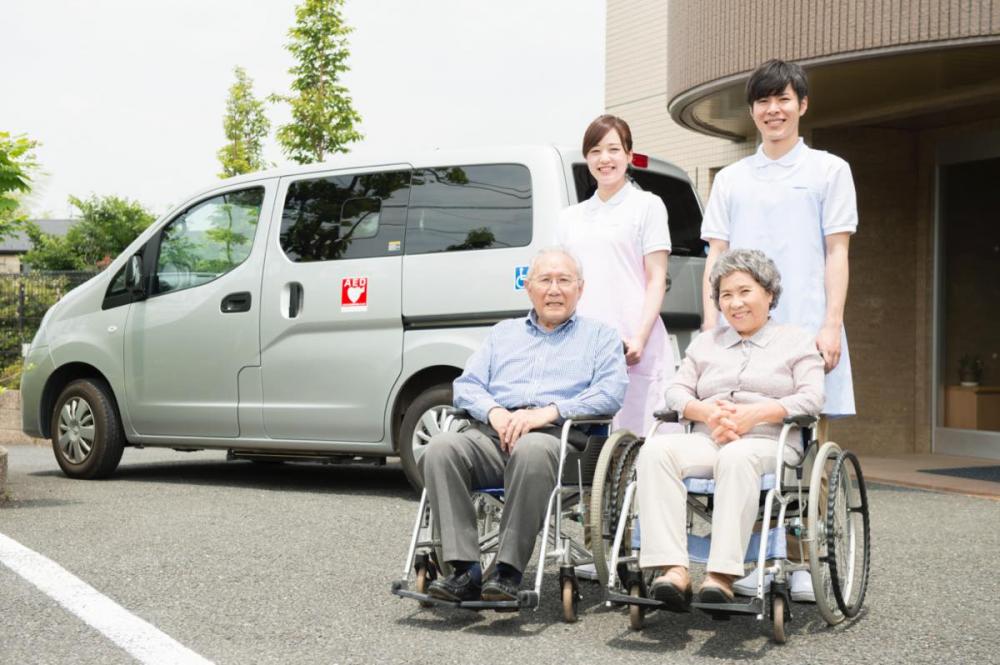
(572, 164), (705, 257)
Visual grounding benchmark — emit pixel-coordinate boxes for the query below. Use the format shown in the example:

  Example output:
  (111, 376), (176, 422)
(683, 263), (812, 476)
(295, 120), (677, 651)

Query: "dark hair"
(745, 59), (808, 105)
(582, 115), (633, 157)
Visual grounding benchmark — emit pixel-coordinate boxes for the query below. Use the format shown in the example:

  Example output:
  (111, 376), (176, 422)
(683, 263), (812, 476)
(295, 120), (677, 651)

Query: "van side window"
(155, 187), (264, 295)
(572, 165), (705, 257)
(280, 170), (410, 262)
(404, 164), (532, 255)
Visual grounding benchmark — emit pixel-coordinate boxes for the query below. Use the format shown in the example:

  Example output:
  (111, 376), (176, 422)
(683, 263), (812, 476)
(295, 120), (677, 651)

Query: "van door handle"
(288, 282), (303, 318)
(665, 274), (672, 292)
(221, 292), (252, 313)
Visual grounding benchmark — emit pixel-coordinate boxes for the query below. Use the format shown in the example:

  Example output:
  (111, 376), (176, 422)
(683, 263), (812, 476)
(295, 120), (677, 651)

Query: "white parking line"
(0, 532), (213, 665)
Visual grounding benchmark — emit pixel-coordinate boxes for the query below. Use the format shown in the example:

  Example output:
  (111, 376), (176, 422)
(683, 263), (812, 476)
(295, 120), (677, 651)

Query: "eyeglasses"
(531, 276), (579, 289)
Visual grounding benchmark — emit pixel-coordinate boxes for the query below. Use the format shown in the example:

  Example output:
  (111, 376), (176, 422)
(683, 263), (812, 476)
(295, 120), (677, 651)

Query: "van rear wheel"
(398, 383), (454, 491)
(51, 379), (125, 479)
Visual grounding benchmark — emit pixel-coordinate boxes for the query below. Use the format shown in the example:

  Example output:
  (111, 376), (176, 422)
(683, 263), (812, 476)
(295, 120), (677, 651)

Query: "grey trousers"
(418, 426), (560, 572)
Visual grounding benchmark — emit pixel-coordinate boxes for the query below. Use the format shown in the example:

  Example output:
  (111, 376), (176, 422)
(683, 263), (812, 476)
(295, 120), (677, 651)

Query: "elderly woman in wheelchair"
(636, 248), (826, 610)
(604, 249), (870, 640)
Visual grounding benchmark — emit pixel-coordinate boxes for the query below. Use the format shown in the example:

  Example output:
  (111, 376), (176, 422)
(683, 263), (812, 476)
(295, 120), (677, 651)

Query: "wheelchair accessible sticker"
(341, 277), (368, 312)
(514, 265), (529, 290)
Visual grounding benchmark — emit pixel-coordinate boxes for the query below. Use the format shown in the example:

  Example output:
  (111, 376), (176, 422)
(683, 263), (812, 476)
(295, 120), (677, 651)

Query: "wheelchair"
(390, 409), (637, 622)
(600, 410), (871, 643)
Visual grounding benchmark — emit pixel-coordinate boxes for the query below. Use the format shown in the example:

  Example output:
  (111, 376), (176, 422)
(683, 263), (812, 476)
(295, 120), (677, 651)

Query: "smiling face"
(718, 270), (773, 337)
(526, 252), (584, 330)
(750, 83), (808, 148)
(585, 128), (631, 194)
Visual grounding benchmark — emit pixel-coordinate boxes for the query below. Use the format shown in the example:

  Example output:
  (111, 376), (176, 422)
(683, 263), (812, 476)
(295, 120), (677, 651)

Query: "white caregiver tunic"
(701, 138), (857, 417)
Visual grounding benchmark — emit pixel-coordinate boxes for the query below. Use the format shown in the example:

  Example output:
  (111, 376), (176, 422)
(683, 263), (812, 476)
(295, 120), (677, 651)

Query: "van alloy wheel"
(58, 396), (96, 463)
(51, 378), (125, 479)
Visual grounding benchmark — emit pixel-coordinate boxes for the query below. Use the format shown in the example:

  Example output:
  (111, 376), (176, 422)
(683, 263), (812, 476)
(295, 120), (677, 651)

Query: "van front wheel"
(51, 379), (125, 479)
(398, 383), (454, 491)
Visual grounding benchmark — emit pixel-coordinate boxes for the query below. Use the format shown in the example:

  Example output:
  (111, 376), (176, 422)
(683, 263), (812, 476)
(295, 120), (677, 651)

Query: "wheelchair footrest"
(607, 589), (662, 608)
(691, 596), (763, 617)
(391, 585), (533, 611)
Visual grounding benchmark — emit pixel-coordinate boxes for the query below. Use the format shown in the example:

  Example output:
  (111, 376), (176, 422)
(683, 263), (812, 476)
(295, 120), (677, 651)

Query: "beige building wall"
(605, 0), (754, 203)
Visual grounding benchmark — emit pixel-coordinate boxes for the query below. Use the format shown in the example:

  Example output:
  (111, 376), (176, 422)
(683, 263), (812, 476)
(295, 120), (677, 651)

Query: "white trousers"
(635, 432), (799, 576)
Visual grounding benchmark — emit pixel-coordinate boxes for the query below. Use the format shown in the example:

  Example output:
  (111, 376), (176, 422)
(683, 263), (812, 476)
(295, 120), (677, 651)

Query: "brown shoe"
(697, 574), (735, 604)
(648, 567), (692, 612)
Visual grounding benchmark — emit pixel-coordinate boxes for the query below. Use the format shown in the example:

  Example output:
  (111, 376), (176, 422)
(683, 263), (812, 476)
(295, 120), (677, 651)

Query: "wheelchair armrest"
(653, 409), (680, 423)
(561, 414), (615, 426)
(783, 414), (818, 428)
(442, 407), (469, 418)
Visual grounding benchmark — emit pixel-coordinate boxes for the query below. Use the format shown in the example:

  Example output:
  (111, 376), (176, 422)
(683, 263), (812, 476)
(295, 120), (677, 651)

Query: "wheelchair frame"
(390, 412), (626, 622)
(602, 410), (870, 643)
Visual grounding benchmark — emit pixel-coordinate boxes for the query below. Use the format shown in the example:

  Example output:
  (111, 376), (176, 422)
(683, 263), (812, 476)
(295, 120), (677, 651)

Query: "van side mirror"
(125, 254), (144, 295)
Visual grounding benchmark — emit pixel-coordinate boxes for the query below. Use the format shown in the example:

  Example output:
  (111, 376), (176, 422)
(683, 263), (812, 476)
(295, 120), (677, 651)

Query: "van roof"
(183, 144), (693, 208)
(221, 143), (689, 181)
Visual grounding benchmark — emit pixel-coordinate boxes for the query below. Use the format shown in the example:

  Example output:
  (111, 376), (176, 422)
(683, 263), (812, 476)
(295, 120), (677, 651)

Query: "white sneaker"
(790, 569), (815, 603)
(732, 568), (772, 596)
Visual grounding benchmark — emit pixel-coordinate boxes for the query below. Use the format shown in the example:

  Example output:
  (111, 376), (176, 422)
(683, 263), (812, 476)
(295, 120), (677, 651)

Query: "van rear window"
(404, 164), (532, 255)
(572, 165), (705, 257)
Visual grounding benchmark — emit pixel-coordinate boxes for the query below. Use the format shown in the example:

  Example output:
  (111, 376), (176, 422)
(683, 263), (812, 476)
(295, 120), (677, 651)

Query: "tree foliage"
(272, 0), (363, 164)
(22, 194), (155, 270)
(217, 66), (271, 178)
(0, 131), (39, 240)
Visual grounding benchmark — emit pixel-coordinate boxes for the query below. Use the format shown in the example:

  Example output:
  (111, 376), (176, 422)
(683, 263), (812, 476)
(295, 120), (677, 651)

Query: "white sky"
(1, 0), (605, 218)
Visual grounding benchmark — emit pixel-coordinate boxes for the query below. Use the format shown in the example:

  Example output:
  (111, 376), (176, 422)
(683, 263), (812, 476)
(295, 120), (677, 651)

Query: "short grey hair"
(527, 246), (584, 281)
(709, 248), (782, 310)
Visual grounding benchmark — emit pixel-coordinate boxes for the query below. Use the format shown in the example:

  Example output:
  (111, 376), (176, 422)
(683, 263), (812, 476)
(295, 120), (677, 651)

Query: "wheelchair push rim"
(807, 441), (871, 625)
(826, 450), (871, 618)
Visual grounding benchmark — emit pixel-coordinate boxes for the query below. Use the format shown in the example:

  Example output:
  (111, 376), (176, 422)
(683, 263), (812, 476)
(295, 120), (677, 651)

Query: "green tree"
(0, 131), (39, 240)
(272, 0), (363, 164)
(22, 194), (155, 270)
(217, 66), (271, 178)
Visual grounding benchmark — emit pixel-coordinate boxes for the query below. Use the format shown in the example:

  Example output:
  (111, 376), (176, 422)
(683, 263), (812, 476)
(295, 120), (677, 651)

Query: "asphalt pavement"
(1, 444), (997, 665)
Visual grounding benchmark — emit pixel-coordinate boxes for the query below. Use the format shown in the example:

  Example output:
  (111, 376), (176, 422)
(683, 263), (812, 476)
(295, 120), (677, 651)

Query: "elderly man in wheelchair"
(603, 248), (870, 641)
(393, 247), (627, 611)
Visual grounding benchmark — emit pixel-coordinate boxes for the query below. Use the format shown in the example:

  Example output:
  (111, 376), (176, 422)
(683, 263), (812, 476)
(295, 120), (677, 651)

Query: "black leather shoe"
(427, 571), (481, 602)
(481, 573), (520, 601)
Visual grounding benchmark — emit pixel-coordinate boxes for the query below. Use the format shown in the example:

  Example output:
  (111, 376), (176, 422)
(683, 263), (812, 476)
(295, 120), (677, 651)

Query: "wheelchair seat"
(683, 474), (777, 495)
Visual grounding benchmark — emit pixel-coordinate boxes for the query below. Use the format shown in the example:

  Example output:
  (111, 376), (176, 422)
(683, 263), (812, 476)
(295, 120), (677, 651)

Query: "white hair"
(527, 246), (584, 280)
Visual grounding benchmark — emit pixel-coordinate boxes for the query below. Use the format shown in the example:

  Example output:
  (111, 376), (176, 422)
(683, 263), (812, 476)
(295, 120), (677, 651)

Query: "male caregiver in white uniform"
(699, 58), (858, 602)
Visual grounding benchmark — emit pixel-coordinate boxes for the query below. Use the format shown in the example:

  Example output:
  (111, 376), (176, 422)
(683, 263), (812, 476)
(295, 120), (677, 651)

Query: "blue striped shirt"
(454, 311), (628, 423)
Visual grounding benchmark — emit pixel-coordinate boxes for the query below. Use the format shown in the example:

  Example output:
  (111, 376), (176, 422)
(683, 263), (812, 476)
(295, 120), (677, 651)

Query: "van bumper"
(20, 345), (54, 438)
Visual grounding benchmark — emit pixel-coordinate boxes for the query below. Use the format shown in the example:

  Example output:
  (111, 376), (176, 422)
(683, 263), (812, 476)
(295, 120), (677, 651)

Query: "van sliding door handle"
(288, 282), (303, 318)
(221, 292), (252, 313)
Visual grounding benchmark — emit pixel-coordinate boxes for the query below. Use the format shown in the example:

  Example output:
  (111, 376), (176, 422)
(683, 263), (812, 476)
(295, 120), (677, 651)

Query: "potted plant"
(959, 354), (983, 387)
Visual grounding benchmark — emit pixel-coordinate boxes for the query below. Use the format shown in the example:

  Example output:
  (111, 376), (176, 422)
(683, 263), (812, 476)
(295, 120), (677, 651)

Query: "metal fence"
(0, 271), (100, 382)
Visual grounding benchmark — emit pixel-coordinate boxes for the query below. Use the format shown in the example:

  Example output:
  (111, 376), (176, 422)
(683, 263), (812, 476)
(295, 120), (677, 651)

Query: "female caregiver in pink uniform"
(556, 115), (674, 434)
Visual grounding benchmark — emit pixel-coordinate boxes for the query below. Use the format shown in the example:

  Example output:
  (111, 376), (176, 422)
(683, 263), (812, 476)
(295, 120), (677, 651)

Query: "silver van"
(21, 145), (704, 489)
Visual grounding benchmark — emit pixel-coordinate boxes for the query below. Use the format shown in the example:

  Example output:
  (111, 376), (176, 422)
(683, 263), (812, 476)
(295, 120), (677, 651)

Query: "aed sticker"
(341, 277), (368, 312)
(514, 265), (529, 290)
(387, 240), (401, 252)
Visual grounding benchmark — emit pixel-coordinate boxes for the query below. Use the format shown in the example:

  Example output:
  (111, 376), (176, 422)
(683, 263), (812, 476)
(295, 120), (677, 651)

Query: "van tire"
(50, 379), (125, 479)
(398, 383), (454, 491)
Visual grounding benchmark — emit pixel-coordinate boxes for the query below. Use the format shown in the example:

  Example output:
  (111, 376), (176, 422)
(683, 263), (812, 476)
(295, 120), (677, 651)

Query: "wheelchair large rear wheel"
(807, 441), (844, 625)
(826, 450), (870, 618)
(588, 430), (642, 587)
